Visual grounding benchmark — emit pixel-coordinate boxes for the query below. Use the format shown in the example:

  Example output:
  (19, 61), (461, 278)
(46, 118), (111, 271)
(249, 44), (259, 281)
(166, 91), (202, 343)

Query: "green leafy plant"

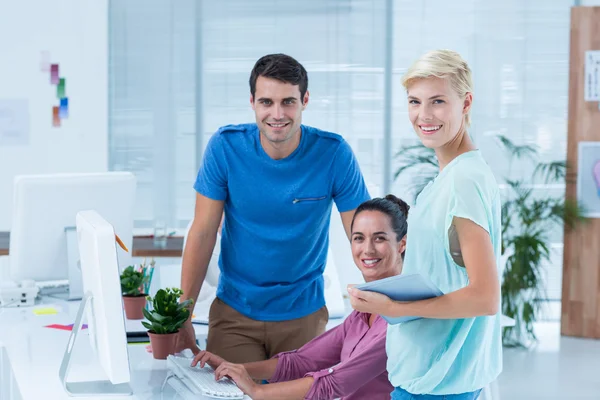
(496, 136), (584, 347)
(120, 265), (148, 296)
(394, 136), (584, 348)
(142, 288), (193, 335)
(394, 143), (438, 202)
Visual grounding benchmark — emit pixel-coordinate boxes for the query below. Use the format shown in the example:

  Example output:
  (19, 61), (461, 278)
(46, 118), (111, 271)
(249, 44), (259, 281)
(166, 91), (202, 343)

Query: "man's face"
(251, 76), (309, 146)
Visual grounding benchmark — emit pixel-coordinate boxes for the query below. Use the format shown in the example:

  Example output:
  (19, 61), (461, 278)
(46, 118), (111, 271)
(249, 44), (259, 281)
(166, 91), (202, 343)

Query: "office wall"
(0, 0), (108, 231)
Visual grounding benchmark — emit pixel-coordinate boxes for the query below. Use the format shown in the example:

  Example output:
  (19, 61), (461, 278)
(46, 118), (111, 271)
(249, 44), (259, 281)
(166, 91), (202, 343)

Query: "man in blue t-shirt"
(176, 53), (370, 363)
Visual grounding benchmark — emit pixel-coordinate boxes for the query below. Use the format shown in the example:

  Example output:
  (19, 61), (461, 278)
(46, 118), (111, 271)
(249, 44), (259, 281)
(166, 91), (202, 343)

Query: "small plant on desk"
(142, 288), (193, 359)
(120, 265), (149, 320)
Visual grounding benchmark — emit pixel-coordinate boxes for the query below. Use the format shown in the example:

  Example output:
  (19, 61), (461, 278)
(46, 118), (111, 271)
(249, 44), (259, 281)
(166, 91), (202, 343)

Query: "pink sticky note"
(50, 64), (59, 85)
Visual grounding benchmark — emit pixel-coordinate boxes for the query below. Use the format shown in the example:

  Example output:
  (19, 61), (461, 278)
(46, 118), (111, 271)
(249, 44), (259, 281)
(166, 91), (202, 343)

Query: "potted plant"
(394, 136), (584, 347)
(142, 288), (193, 359)
(120, 265), (149, 320)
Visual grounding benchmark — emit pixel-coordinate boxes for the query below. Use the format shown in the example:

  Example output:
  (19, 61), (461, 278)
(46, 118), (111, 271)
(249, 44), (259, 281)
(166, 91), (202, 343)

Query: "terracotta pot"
(148, 331), (178, 359)
(122, 294), (147, 320)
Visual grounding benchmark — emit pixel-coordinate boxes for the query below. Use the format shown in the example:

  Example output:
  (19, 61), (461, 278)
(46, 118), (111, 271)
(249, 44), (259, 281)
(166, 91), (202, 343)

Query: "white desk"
(0, 295), (507, 400)
(0, 296), (345, 400)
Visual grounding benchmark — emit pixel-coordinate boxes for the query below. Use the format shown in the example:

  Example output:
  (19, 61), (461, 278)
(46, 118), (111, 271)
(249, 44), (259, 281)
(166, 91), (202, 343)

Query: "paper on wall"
(585, 51), (600, 101)
(0, 99), (29, 146)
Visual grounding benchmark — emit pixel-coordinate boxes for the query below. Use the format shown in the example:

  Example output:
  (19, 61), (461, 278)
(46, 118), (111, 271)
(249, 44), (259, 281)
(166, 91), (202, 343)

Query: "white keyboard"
(167, 355), (245, 399)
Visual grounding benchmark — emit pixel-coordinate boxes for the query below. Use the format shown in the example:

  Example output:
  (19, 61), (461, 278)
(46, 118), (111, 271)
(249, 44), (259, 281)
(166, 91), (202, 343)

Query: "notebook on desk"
(354, 273), (443, 325)
(124, 318), (150, 343)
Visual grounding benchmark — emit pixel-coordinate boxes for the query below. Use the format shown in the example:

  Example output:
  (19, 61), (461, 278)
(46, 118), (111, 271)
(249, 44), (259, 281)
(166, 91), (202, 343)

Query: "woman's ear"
(398, 235), (407, 255)
(463, 92), (473, 115)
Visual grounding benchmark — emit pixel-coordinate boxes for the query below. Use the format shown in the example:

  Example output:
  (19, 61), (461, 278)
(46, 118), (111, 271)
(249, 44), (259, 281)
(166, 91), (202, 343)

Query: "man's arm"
(181, 192), (224, 305)
(339, 209), (357, 241)
(175, 193), (224, 353)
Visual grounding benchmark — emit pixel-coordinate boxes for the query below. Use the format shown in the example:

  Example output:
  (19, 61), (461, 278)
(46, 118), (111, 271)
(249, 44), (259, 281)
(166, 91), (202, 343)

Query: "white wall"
(580, 1), (600, 5)
(0, 0), (108, 230)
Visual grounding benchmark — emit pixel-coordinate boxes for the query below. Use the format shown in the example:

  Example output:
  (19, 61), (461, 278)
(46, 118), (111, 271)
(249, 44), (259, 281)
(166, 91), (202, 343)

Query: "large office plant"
(394, 136), (583, 347)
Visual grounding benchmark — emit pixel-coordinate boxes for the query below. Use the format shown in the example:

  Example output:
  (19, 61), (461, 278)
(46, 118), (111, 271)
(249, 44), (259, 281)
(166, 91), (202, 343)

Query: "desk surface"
(0, 297), (217, 400)
(0, 296), (345, 400)
(0, 232), (184, 258)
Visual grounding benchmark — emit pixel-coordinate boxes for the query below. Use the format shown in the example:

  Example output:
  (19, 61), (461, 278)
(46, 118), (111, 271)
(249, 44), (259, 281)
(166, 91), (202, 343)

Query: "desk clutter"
(121, 258), (156, 320)
(0, 279), (39, 307)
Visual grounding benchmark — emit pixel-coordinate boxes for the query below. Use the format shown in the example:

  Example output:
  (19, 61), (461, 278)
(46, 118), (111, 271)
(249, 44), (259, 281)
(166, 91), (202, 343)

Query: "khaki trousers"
(206, 297), (328, 363)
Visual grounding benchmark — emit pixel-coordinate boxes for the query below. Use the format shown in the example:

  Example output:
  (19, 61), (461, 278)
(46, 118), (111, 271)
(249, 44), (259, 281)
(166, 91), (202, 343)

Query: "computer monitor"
(59, 210), (131, 396)
(9, 172), (135, 298)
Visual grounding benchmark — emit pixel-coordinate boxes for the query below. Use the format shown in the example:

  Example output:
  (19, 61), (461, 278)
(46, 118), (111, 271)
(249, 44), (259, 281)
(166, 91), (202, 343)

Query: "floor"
(496, 322), (600, 399)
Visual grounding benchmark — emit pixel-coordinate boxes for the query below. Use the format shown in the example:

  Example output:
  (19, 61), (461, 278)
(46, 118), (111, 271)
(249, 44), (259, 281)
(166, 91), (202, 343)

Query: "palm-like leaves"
(142, 288), (193, 334)
(496, 135), (538, 162)
(395, 144), (438, 202)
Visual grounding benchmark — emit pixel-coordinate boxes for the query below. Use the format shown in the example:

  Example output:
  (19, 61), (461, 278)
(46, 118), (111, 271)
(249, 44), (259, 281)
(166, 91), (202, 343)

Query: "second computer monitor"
(9, 172), (136, 284)
(63, 209), (131, 392)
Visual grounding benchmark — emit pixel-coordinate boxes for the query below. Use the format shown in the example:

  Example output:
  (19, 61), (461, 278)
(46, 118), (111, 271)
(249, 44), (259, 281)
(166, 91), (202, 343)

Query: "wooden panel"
(0, 231), (184, 258)
(562, 7), (600, 339)
(0, 232), (8, 256)
(131, 236), (184, 258)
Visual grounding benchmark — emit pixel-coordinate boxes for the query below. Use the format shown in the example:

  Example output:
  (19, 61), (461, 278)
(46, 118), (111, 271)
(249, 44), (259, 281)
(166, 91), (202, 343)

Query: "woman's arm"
(268, 318), (348, 383)
(191, 351), (278, 381)
(252, 378), (315, 400)
(349, 217), (500, 319)
(217, 320), (389, 400)
(215, 362), (315, 400)
(242, 358), (279, 381)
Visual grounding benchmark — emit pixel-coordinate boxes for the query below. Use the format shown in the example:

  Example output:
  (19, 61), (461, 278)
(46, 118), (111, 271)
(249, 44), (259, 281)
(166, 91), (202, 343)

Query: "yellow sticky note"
(33, 307), (58, 316)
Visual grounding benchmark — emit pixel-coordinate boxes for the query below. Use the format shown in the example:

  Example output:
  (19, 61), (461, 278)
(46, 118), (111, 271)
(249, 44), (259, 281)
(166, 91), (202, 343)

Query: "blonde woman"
(348, 50), (502, 399)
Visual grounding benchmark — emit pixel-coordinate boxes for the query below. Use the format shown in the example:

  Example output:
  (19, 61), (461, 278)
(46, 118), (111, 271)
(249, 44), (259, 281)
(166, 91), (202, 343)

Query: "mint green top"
(386, 150), (502, 395)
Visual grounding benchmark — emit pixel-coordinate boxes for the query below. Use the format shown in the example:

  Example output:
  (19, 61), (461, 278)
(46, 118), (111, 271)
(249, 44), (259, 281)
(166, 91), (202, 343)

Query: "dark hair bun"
(384, 194), (410, 217)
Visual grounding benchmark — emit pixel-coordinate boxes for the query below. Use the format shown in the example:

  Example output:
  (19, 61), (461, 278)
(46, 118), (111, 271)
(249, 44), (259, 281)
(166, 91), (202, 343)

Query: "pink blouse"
(269, 311), (392, 399)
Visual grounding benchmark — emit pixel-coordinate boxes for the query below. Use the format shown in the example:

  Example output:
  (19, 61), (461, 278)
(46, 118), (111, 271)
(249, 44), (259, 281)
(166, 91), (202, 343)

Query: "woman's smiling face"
(351, 210), (405, 282)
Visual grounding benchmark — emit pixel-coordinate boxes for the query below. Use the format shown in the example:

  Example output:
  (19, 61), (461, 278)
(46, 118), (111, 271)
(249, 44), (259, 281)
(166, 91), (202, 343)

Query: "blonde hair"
(401, 49), (473, 127)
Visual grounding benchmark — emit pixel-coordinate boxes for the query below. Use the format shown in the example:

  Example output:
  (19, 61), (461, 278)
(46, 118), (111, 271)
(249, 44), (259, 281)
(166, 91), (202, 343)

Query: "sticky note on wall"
(59, 97), (69, 119)
(52, 106), (60, 127)
(50, 64), (59, 85)
(56, 78), (66, 99)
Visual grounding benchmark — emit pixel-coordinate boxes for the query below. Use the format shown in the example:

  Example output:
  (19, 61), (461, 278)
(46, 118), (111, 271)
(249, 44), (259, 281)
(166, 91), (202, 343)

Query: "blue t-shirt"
(386, 150), (502, 395)
(194, 123), (370, 321)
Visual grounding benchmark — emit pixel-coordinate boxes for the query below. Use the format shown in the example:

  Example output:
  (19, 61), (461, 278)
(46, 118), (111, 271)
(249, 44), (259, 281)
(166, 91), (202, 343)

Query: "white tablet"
(354, 273), (443, 324)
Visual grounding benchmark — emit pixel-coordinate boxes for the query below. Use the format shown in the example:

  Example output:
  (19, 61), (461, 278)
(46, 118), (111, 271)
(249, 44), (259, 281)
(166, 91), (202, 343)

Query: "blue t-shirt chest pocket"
(289, 192), (330, 224)
(292, 194), (328, 204)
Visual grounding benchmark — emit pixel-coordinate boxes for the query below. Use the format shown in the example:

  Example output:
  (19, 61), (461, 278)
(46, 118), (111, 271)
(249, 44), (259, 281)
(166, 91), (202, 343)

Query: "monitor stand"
(59, 292), (133, 396)
(42, 227), (83, 301)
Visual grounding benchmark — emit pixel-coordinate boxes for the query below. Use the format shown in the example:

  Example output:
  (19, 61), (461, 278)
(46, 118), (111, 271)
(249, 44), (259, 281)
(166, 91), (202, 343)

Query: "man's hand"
(191, 350), (225, 370)
(214, 362), (259, 397)
(173, 319), (200, 355)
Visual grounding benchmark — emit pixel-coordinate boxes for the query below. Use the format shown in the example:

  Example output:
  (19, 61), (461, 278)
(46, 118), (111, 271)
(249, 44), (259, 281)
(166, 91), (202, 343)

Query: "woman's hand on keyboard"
(191, 350), (225, 370)
(214, 362), (258, 398)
